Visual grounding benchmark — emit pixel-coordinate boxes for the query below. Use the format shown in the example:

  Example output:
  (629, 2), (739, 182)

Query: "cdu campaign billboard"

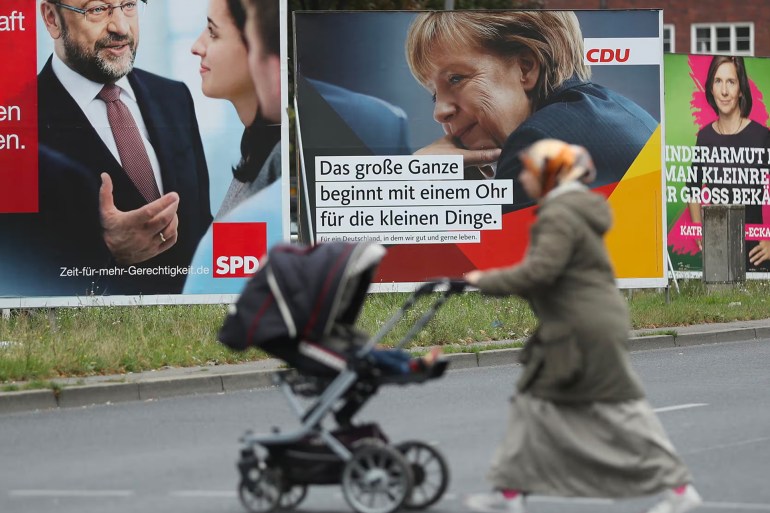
(0, 0), (290, 307)
(294, 9), (666, 290)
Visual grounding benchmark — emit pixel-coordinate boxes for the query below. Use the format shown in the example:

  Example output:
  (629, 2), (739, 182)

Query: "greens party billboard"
(665, 53), (770, 277)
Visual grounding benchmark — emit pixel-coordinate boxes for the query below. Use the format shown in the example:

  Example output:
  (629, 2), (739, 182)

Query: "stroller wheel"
(341, 440), (414, 513)
(278, 484), (307, 510)
(238, 467), (282, 513)
(396, 441), (450, 509)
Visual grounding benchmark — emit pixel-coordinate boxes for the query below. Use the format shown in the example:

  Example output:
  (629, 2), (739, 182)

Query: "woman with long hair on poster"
(191, 0), (280, 219)
(183, 0), (282, 294)
(686, 55), (770, 270)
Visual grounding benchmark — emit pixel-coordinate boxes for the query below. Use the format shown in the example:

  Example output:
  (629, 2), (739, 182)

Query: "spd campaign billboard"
(665, 53), (770, 278)
(294, 10), (666, 290)
(0, 0), (290, 307)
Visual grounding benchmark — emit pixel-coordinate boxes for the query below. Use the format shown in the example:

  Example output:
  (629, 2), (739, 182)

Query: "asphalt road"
(1, 339), (769, 513)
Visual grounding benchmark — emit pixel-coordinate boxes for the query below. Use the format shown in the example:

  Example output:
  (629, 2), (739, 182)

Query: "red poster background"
(0, 1), (38, 213)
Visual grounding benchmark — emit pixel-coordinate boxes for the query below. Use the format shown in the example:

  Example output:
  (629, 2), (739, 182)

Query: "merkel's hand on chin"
(464, 165), (496, 180)
(415, 135), (501, 167)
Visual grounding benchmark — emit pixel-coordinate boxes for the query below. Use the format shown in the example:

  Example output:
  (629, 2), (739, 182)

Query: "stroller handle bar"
(412, 278), (468, 297)
(358, 278), (469, 355)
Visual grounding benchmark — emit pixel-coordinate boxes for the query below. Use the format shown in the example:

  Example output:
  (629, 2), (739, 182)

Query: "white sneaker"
(646, 485), (703, 513)
(465, 491), (526, 513)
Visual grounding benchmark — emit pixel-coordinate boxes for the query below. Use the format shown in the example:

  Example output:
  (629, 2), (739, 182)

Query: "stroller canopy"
(218, 241), (386, 358)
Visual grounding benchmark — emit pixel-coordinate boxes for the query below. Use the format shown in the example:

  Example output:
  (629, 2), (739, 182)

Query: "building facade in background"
(543, 0), (770, 57)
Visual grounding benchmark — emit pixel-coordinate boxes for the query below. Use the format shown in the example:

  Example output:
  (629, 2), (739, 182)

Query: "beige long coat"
(476, 183), (692, 497)
(476, 183), (644, 403)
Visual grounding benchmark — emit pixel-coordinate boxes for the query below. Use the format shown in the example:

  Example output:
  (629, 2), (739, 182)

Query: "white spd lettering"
(216, 256), (260, 275)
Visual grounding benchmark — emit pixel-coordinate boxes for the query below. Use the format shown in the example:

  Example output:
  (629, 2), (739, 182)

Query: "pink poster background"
(668, 55), (770, 256)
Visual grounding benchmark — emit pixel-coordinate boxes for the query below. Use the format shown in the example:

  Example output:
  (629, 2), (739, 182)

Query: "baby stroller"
(218, 241), (466, 513)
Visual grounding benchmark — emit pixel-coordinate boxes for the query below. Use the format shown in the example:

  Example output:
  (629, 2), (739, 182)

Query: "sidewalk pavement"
(2, 318), (770, 415)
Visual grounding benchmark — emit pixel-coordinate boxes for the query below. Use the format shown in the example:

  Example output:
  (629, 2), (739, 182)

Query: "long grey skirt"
(487, 393), (692, 498)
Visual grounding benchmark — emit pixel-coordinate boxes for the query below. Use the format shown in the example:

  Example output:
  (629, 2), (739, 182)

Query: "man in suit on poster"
(0, 145), (105, 296)
(37, 0), (212, 295)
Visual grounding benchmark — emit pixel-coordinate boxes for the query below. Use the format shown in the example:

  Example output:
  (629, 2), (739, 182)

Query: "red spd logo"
(213, 222), (267, 278)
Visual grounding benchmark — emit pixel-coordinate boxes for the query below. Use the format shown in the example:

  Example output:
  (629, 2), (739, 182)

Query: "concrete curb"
(2, 324), (768, 415)
(0, 389), (58, 414)
(477, 348), (519, 367)
(626, 335), (676, 351)
(444, 352), (477, 369)
(58, 382), (139, 409)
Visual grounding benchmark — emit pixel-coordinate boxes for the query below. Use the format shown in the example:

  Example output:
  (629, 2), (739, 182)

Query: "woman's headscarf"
(518, 139), (596, 196)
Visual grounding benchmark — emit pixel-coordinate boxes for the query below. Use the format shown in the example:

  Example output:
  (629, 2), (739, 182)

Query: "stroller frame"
(236, 278), (466, 513)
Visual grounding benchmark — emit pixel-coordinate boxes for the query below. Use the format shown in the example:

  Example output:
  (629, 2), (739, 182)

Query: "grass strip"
(1, 279), (769, 384)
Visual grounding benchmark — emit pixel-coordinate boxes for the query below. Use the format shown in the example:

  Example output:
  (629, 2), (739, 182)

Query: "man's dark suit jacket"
(37, 57), (212, 295)
(496, 77), (658, 212)
(0, 145), (107, 297)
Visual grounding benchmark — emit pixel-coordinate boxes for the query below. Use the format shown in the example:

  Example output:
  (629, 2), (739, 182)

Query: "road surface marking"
(654, 403), (708, 413)
(9, 490), (134, 498)
(683, 436), (770, 456)
(531, 497), (770, 510)
(530, 496), (614, 505)
(698, 502), (770, 511)
(170, 490), (236, 498)
(11, 490), (770, 510)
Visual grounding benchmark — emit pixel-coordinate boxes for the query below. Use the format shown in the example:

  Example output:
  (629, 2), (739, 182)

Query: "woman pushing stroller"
(464, 139), (702, 513)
